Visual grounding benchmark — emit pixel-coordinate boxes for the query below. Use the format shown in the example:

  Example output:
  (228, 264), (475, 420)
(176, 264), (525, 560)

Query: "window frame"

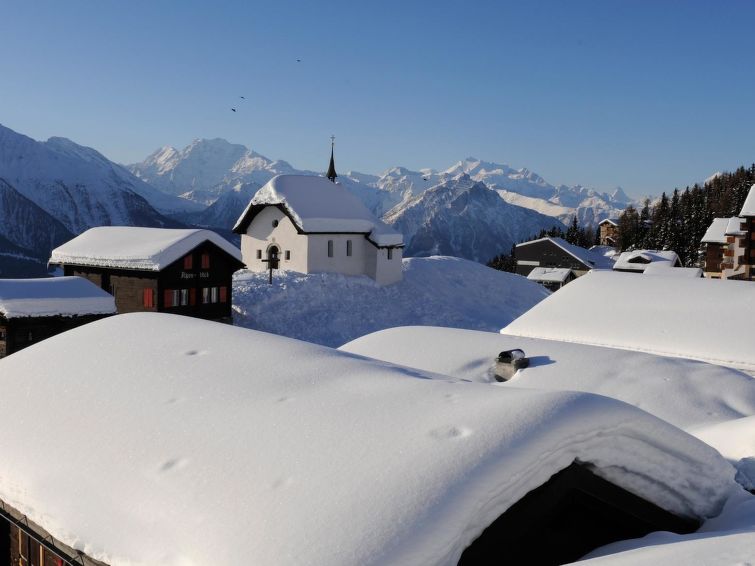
(327, 240), (334, 258)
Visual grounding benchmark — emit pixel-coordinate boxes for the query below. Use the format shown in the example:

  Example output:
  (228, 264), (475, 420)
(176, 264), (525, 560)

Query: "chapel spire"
(326, 135), (338, 183)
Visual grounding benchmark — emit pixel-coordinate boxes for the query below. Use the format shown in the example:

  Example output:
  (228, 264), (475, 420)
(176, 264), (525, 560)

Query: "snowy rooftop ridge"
(740, 183), (755, 216)
(0, 313), (735, 566)
(502, 270), (755, 371)
(234, 174), (403, 247)
(726, 216), (746, 236)
(527, 267), (573, 283)
(613, 249), (680, 272)
(701, 218), (730, 244)
(0, 277), (116, 319)
(49, 227), (241, 271)
(517, 237), (614, 269)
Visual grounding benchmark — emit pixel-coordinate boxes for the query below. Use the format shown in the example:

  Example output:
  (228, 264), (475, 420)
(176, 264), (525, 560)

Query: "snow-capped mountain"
(0, 178), (74, 276)
(129, 138), (305, 205)
(0, 124), (197, 235)
(384, 175), (563, 262)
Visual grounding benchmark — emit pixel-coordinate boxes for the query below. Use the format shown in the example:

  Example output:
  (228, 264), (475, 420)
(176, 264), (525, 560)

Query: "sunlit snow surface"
(0, 313), (735, 566)
(233, 256), (550, 347)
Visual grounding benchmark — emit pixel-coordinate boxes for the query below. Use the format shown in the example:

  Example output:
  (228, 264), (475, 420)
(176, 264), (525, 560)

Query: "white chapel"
(232, 145), (404, 285)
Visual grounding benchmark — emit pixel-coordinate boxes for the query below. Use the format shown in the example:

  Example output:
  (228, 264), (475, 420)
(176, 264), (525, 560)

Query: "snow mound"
(0, 276), (116, 318)
(0, 313), (736, 566)
(501, 270), (755, 372)
(49, 226), (241, 271)
(232, 256), (550, 347)
(340, 326), (755, 430)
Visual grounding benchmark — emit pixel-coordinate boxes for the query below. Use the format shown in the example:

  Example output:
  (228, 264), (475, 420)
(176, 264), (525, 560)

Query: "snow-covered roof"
(516, 237), (614, 269)
(502, 270), (755, 371)
(526, 267), (573, 283)
(701, 218), (729, 244)
(739, 183), (755, 216)
(233, 174), (403, 247)
(49, 227), (242, 271)
(612, 249), (680, 272)
(599, 218), (619, 226)
(642, 263), (702, 278)
(0, 276), (116, 319)
(0, 313), (734, 566)
(726, 216), (746, 236)
(340, 326), (755, 430)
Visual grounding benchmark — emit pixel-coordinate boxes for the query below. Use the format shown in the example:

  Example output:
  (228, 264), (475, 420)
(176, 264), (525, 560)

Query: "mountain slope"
(0, 124), (195, 235)
(384, 175), (564, 262)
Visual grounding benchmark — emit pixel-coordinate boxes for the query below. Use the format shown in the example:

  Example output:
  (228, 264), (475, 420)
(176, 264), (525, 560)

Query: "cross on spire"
(326, 135), (337, 182)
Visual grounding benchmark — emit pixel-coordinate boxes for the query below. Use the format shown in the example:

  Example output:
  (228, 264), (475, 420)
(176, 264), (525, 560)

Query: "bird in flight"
(296, 59), (301, 63)
(231, 108), (237, 112)
(240, 96), (246, 100)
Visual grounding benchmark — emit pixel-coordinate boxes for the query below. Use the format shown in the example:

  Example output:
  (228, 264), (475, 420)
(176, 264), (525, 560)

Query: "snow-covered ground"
(0, 313), (737, 566)
(232, 256), (550, 347)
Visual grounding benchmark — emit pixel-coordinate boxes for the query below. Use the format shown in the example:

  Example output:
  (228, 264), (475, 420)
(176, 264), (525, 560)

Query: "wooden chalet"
(598, 218), (619, 247)
(526, 267), (575, 291)
(49, 227), (244, 322)
(739, 184), (755, 280)
(701, 217), (747, 279)
(612, 250), (681, 273)
(515, 237), (612, 277)
(0, 277), (115, 358)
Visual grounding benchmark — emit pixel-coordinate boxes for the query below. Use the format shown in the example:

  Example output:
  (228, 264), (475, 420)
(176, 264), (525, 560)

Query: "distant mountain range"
(0, 125), (631, 276)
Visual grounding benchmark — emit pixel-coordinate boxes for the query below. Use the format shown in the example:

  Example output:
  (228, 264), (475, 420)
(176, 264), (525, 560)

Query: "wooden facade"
(598, 219), (619, 247)
(0, 313), (110, 359)
(515, 239), (593, 277)
(60, 241), (243, 322)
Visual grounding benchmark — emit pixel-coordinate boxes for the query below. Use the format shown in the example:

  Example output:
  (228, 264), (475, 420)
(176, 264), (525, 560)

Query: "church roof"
(49, 227), (242, 271)
(326, 145), (337, 181)
(739, 184), (755, 217)
(233, 174), (403, 247)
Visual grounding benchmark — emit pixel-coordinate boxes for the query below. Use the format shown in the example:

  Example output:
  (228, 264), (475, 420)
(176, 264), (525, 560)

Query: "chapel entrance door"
(267, 245), (280, 269)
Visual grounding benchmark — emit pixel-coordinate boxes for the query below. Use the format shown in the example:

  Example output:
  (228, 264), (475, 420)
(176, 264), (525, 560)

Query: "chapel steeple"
(326, 135), (337, 183)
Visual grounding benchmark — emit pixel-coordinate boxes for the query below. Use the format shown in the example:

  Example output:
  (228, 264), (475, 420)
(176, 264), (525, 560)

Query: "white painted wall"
(241, 205), (403, 285)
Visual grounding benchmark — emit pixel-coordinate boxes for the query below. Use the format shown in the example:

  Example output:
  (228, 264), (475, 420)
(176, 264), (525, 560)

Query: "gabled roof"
(0, 313), (734, 565)
(0, 276), (116, 319)
(232, 175), (403, 247)
(49, 227), (242, 271)
(613, 250), (680, 272)
(516, 237), (614, 269)
(526, 267), (573, 283)
(701, 218), (730, 244)
(599, 218), (619, 226)
(739, 183), (755, 217)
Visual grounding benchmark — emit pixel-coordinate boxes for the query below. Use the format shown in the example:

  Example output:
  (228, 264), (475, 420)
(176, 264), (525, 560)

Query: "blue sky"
(1, 0), (754, 197)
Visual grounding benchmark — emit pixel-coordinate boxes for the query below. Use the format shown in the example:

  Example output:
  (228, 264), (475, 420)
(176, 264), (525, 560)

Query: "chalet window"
(257, 250), (262, 259)
(272, 219), (279, 227)
(184, 255), (193, 270)
(346, 240), (353, 256)
(220, 286), (228, 302)
(328, 240), (334, 257)
(387, 248), (393, 260)
(211, 287), (219, 303)
(201, 253), (210, 269)
(27, 331), (33, 342)
(180, 289), (189, 306)
(172, 289), (180, 307)
(285, 250), (291, 260)
(202, 287), (210, 304)
(190, 288), (197, 306)
(143, 288), (155, 308)
(0, 329), (4, 340)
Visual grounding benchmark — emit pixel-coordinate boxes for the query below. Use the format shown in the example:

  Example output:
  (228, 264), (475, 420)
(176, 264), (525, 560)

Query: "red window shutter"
(201, 253), (210, 269)
(184, 255), (193, 270)
(143, 288), (151, 308)
(164, 289), (172, 308)
(190, 288), (197, 306)
(220, 286), (227, 302)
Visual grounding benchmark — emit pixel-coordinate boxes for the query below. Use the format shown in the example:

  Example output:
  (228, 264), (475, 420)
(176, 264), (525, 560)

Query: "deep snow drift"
(0, 313), (736, 566)
(232, 256), (550, 347)
(340, 326), (755, 430)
